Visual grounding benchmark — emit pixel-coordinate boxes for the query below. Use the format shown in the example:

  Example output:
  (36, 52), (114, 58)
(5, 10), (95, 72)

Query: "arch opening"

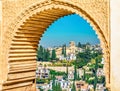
(36, 13), (107, 91)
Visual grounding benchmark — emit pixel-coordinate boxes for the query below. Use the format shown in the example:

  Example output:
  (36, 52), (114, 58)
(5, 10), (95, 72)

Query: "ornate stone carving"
(1, 0), (110, 90)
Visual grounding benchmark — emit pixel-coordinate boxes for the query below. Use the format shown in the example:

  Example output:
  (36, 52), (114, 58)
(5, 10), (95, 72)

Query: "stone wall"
(0, 0), (110, 91)
(111, 0), (120, 90)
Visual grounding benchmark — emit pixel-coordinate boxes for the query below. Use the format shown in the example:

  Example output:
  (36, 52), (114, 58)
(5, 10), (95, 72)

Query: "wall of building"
(0, 1), (2, 88)
(0, 0), (112, 91)
(111, 0), (120, 90)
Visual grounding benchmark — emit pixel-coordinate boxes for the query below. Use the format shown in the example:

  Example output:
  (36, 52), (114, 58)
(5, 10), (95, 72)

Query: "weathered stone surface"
(0, 0), (111, 91)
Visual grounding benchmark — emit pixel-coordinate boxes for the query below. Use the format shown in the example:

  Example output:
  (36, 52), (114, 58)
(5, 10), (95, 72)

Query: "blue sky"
(39, 14), (100, 48)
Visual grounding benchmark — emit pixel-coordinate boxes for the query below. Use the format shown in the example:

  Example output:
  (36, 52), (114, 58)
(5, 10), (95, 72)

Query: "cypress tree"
(57, 83), (62, 91)
(52, 75), (56, 91)
(46, 49), (50, 61)
(78, 42), (81, 48)
(43, 48), (46, 61)
(51, 49), (56, 60)
(83, 68), (86, 81)
(62, 45), (64, 55)
(64, 44), (67, 57)
(77, 71), (80, 80)
(74, 60), (77, 81)
(66, 61), (68, 80)
(71, 81), (76, 91)
(37, 45), (44, 61)
(93, 57), (99, 91)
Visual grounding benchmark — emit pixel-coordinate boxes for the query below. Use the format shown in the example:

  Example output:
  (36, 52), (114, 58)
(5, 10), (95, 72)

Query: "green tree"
(52, 82), (62, 91)
(83, 68), (86, 81)
(57, 83), (62, 91)
(48, 90), (52, 91)
(77, 71), (80, 80)
(74, 60), (77, 81)
(62, 44), (66, 57)
(86, 42), (91, 46)
(66, 61), (68, 80)
(75, 57), (87, 68)
(75, 48), (92, 68)
(62, 45), (65, 55)
(97, 76), (105, 83)
(52, 74), (56, 91)
(87, 78), (94, 84)
(78, 42), (82, 48)
(71, 81), (76, 91)
(51, 49), (56, 60)
(39, 88), (44, 91)
(93, 57), (99, 91)
(37, 45), (44, 61)
(43, 48), (46, 61)
(64, 44), (67, 57)
(45, 49), (51, 61)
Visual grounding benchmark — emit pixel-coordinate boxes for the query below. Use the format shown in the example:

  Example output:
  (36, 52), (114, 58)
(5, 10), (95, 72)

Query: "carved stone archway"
(0, 0), (110, 91)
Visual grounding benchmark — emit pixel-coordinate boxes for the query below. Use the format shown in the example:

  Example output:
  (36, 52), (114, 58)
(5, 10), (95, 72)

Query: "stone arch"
(1, 0), (110, 91)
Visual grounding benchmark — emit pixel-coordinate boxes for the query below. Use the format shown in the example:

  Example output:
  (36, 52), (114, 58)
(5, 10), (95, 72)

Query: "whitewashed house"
(68, 70), (74, 80)
(97, 68), (104, 77)
(36, 65), (50, 79)
(55, 76), (72, 91)
(96, 84), (105, 91)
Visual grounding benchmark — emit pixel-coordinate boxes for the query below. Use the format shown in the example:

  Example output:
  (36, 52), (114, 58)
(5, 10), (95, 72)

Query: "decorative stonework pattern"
(1, 0), (110, 91)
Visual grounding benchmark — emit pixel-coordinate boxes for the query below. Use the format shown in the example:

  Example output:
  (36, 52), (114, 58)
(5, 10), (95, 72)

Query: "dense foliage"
(37, 46), (57, 61)
(50, 69), (66, 76)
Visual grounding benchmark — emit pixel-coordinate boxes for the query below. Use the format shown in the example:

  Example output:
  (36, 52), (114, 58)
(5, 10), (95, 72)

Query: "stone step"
(3, 81), (33, 90)
(9, 48), (36, 51)
(14, 35), (41, 38)
(7, 71), (36, 80)
(9, 50), (36, 54)
(10, 63), (36, 68)
(12, 39), (39, 42)
(23, 20), (51, 25)
(9, 65), (36, 72)
(33, 13), (61, 19)
(16, 30), (43, 35)
(14, 32), (42, 38)
(26, 17), (56, 22)
(13, 37), (40, 41)
(9, 53), (37, 57)
(9, 60), (36, 65)
(20, 23), (47, 29)
(11, 41), (39, 45)
(10, 45), (38, 49)
(9, 54), (37, 58)
(9, 66), (36, 71)
(9, 67), (36, 74)
(3, 76), (35, 86)
(9, 56), (36, 60)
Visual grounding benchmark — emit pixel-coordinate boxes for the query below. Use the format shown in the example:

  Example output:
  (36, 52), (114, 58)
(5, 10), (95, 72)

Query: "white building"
(78, 68), (84, 78)
(88, 85), (94, 90)
(55, 41), (77, 61)
(96, 84), (105, 91)
(55, 76), (72, 91)
(75, 81), (89, 91)
(36, 81), (52, 91)
(36, 65), (50, 79)
(68, 70), (74, 80)
(101, 58), (104, 64)
(97, 68), (104, 77)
